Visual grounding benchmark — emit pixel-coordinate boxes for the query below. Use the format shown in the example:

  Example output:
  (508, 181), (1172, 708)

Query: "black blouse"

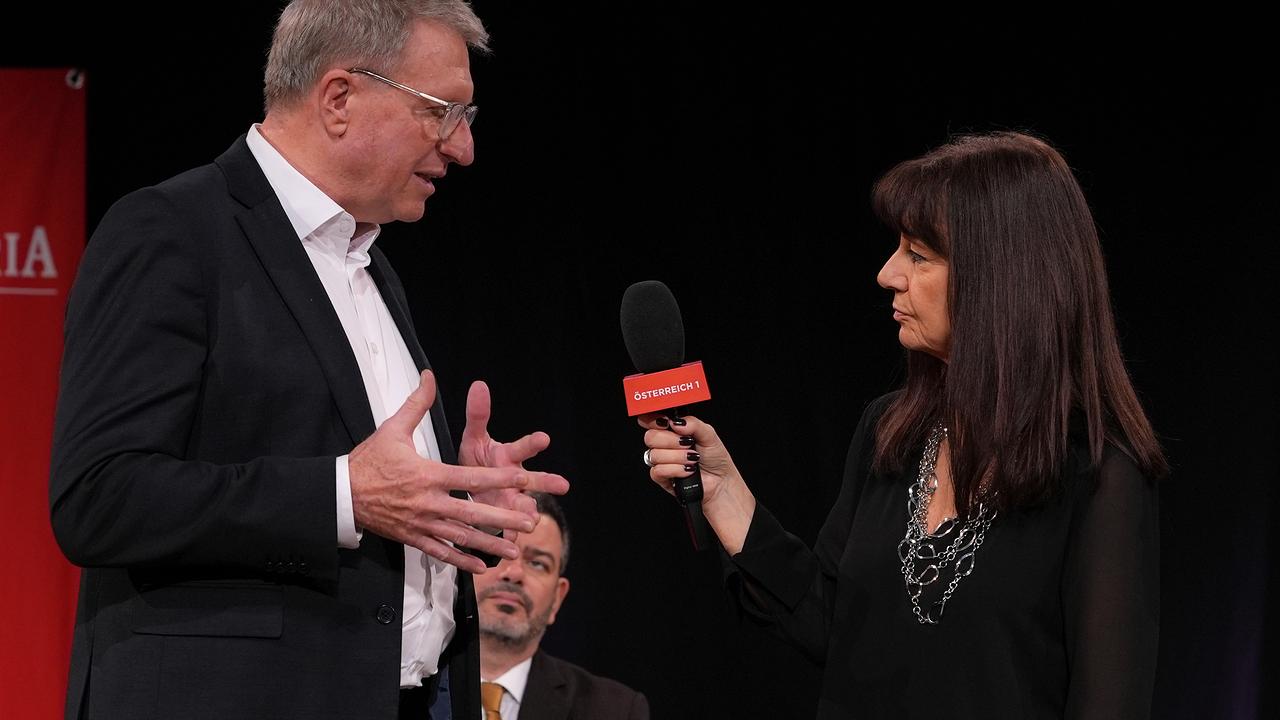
(728, 394), (1159, 719)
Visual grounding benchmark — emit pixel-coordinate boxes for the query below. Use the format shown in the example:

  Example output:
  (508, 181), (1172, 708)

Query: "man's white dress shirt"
(247, 124), (457, 688)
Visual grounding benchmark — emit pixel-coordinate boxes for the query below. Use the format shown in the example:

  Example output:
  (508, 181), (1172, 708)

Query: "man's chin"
(393, 206), (428, 223)
(479, 621), (534, 648)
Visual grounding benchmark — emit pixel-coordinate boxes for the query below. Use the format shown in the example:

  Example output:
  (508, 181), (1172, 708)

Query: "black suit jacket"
(520, 651), (649, 720)
(50, 136), (480, 720)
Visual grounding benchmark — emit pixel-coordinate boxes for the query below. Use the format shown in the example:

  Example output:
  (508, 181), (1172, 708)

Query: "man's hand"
(458, 380), (557, 528)
(349, 371), (569, 574)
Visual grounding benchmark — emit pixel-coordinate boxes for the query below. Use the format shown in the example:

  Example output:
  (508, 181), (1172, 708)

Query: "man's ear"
(547, 577), (570, 625)
(317, 69), (354, 136)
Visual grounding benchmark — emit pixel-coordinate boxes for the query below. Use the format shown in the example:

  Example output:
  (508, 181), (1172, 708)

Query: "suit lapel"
(522, 651), (572, 720)
(368, 250), (457, 466)
(216, 137), (376, 447)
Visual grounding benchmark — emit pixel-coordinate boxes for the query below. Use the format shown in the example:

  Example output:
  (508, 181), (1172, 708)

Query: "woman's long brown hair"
(872, 132), (1167, 515)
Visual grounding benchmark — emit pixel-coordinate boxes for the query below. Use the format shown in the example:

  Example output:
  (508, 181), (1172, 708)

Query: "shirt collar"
(244, 124), (379, 256)
(490, 656), (533, 704)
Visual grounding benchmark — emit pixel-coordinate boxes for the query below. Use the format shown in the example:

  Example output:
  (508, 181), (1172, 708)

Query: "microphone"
(620, 280), (715, 551)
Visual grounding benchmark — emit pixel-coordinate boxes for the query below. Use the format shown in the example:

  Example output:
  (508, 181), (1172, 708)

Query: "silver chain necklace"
(897, 424), (997, 625)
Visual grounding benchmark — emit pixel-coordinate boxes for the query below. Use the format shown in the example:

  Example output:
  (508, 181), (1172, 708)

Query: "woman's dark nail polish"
(655, 417), (669, 428)
(672, 418), (687, 426)
(683, 464), (697, 472)
(679, 437), (695, 447)
(687, 452), (701, 462)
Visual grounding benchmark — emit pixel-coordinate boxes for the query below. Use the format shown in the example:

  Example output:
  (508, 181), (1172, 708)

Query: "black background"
(7, 4), (1277, 718)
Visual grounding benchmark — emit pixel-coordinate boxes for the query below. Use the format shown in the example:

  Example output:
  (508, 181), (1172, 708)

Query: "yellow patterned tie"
(481, 681), (505, 720)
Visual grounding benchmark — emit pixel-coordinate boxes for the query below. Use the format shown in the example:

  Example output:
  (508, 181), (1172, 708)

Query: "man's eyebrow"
(525, 547), (558, 565)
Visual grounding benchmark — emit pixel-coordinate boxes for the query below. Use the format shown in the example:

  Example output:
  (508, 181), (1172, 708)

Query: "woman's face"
(877, 234), (951, 361)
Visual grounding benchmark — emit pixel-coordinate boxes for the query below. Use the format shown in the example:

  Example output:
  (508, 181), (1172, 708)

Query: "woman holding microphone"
(639, 132), (1166, 719)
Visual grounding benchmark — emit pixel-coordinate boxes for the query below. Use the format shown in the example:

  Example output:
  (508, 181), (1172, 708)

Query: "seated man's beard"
(478, 582), (552, 649)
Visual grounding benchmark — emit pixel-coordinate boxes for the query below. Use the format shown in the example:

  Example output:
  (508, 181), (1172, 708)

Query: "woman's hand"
(636, 413), (757, 554)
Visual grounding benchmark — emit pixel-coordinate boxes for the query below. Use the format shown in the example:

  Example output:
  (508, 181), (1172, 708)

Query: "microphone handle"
(670, 406), (715, 551)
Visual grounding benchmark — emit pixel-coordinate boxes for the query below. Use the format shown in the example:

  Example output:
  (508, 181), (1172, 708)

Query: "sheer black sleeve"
(1061, 446), (1160, 719)
(723, 394), (892, 665)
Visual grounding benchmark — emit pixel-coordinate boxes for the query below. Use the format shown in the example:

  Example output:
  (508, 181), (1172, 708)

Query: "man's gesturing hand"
(349, 371), (569, 574)
(458, 379), (559, 530)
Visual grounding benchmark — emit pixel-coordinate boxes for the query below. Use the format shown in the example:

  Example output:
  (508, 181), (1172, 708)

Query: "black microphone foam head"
(620, 280), (686, 373)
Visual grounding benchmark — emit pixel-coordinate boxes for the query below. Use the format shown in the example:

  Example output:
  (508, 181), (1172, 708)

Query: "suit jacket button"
(376, 604), (397, 625)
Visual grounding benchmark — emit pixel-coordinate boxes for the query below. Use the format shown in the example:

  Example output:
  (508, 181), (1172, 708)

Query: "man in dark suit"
(462, 493), (649, 720)
(48, 2), (567, 719)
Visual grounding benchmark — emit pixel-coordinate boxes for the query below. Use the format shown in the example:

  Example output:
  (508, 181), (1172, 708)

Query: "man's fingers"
(461, 380), (492, 446)
(420, 519), (520, 560)
(413, 536), (488, 575)
(510, 491), (537, 519)
(500, 431), (551, 464)
(444, 464), (569, 497)
(383, 370), (436, 438)
(353, 456), (568, 563)
(437, 484), (568, 530)
(470, 488), (540, 539)
(519, 469), (569, 496)
(435, 494), (537, 534)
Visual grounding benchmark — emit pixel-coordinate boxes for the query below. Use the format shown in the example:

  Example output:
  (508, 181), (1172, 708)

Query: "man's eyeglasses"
(348, 68), (477, 140)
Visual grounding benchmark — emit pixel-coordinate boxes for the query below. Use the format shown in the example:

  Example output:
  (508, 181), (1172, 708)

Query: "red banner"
(0, 68), (85, 719)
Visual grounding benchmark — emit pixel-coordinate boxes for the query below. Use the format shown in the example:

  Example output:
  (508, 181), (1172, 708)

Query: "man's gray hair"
(264, 0), (489, 112)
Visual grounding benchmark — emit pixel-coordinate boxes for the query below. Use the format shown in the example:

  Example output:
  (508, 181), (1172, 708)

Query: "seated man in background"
(457, 492), (649, 720)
